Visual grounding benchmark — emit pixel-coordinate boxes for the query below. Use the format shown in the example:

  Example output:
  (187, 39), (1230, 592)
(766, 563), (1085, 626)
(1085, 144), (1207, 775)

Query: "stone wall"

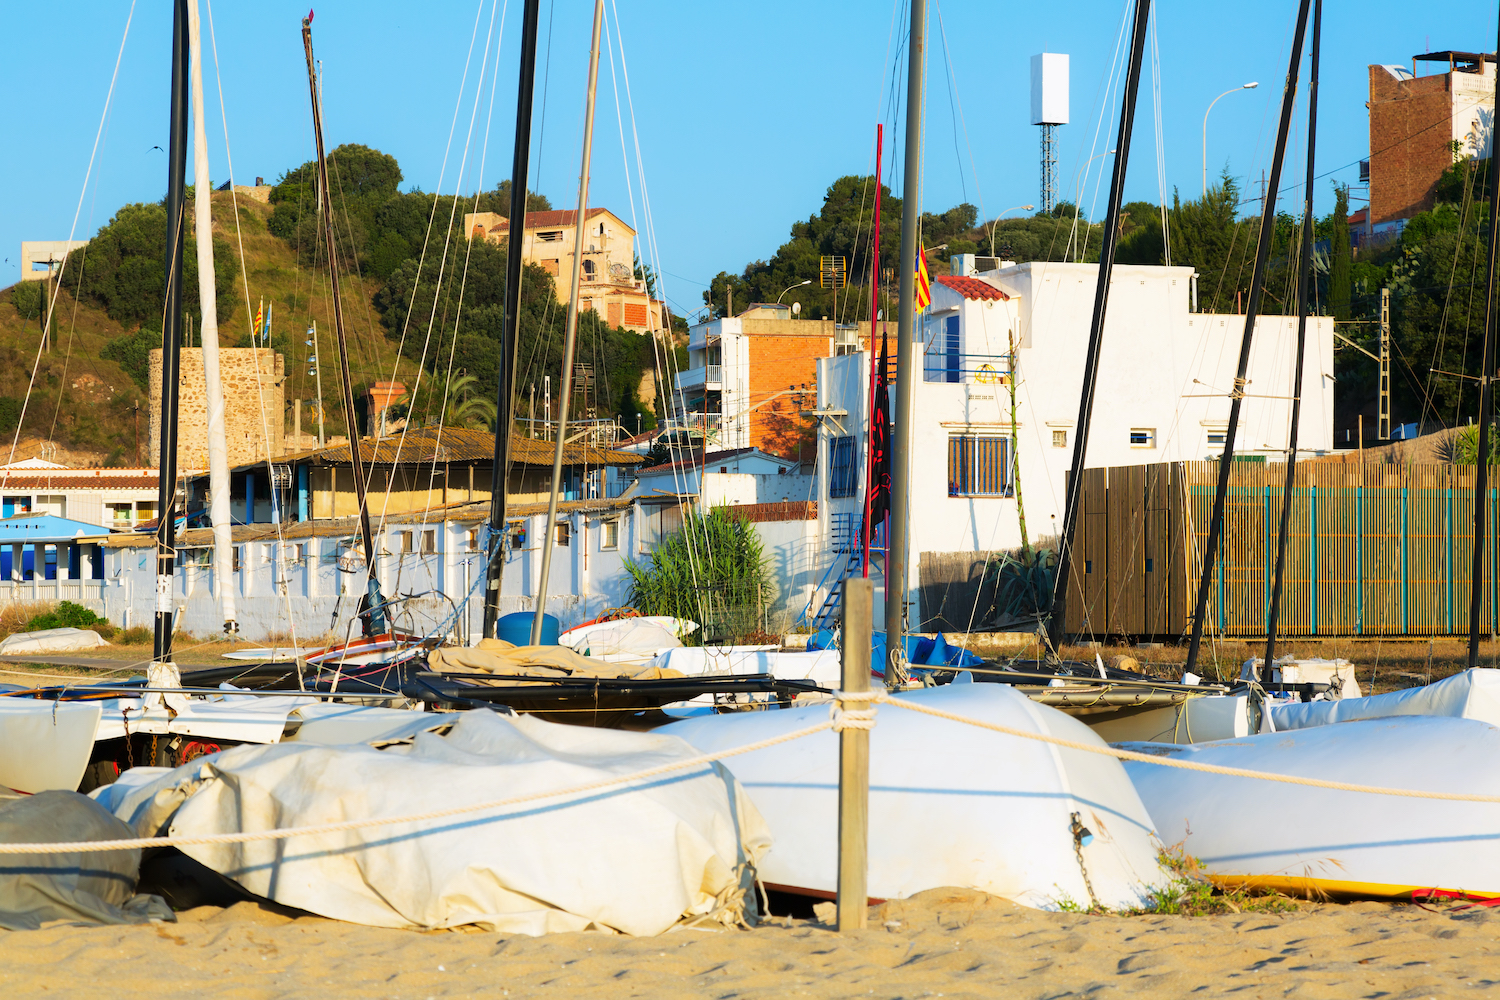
(148, 348), (284, 468)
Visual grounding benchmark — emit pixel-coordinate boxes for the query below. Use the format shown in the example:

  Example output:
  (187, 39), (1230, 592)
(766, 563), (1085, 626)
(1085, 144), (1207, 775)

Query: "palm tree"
(441, 372), (497, 429)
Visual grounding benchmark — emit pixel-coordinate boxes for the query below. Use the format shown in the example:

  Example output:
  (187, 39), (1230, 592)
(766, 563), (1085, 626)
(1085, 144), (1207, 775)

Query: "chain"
(1070, 812), (1099, 910)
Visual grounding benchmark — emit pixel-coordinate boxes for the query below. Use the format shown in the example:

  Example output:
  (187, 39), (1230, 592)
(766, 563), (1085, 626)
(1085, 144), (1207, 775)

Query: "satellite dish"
(791, 302), (801, 316)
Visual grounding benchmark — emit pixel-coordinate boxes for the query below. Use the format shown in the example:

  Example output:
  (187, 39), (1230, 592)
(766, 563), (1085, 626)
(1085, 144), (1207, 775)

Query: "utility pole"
(1379, 288), (1391, 440)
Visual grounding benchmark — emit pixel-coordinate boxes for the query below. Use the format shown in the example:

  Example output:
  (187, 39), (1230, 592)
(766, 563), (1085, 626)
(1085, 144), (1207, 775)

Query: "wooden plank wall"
(1073, 461), (1500, 638)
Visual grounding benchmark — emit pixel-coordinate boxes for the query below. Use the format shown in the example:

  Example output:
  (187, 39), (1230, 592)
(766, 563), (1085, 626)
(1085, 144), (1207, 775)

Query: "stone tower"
(148, 348), (285, 468)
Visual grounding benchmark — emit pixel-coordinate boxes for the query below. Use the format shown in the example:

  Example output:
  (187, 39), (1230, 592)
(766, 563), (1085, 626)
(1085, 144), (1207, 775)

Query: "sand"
(1, 889), (1494, 998)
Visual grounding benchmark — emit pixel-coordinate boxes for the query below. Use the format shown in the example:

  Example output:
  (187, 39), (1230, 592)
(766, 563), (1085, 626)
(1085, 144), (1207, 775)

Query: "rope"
(0, 720), (833, 855)
(10, 689), (1500, 856)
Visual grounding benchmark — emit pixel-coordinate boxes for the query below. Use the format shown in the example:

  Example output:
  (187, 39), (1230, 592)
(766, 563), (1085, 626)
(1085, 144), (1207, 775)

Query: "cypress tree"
(1329, 184), (1352, 320)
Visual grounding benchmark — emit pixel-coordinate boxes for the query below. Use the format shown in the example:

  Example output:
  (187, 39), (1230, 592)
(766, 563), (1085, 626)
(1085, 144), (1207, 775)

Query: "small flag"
(263, 301), (274, 342)
(914, 246), (931, 312)
(253, 298), (263, 340)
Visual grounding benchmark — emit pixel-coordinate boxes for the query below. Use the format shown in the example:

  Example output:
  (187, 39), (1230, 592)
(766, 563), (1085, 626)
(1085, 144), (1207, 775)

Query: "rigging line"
(4, 0), (136, 481)
(375, 0), (505, 535)
(933, 0), (987, 240)
(205, 0), (304, 651)
(1418, 160), (1483, 432)
(1065, 0), (1130, 263)
(932, 0), (967, 206)
(1149, 0), (1170, 266)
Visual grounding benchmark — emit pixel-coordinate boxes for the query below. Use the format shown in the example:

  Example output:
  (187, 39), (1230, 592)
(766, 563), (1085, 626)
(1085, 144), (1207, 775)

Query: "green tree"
(57, 201), (237, 327)
(1328, 184), (1352, 320)
(268, 144), (403, 272)
(1168, 177), (1258, 313)
(100, 328), (162, 389)
(491, 180), (553, 214)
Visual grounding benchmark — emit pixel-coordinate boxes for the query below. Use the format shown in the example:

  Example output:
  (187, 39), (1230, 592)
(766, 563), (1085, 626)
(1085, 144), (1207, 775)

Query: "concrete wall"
(18, 241), (86, 281)
(149, 348), (284, 468)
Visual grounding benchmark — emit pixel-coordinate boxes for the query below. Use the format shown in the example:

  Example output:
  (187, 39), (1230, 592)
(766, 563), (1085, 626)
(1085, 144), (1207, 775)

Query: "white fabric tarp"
(1272, 668), (1500, 731)
(661, 681), (1169, 911)
(105, 709), (770, 935)
(1121, 716), (1500, 897)
(0, 628), (107, 655)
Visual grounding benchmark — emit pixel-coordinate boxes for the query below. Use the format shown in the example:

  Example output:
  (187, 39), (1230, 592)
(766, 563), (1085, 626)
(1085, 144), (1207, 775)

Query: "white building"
(0, 460), (166, 529)
(810, 259), (1335, 631)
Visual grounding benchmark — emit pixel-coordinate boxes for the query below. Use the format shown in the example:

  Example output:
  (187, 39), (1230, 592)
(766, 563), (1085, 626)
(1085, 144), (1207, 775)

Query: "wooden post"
(837, 576), (873, 932)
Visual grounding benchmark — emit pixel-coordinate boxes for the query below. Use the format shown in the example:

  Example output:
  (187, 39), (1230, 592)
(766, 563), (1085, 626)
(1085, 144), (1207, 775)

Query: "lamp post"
(777, 278), (813, 305)
(988, 204), (1035, 257)
(1203, 82), (1259, 194)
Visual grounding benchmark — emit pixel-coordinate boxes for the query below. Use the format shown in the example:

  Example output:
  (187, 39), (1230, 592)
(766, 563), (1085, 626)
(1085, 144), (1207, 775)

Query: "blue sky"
(0, 0), (1491, 322)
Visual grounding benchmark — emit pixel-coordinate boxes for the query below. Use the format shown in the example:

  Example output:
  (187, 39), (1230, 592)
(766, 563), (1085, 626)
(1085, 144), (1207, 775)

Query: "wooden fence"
(1063, 461), (1500, 639)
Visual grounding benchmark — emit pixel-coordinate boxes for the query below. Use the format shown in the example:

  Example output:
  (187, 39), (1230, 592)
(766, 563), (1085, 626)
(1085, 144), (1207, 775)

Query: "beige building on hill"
(463, 207), (664, 334)
(148, 348), (285, 467)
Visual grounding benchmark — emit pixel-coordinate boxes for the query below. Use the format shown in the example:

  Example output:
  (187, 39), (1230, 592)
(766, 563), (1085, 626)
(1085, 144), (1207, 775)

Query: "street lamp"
(988, 204), (1035, 257)
(1071, 150), (1116, 213)
(1203, 82), (1258, 194)
(777, 278), (813, 305)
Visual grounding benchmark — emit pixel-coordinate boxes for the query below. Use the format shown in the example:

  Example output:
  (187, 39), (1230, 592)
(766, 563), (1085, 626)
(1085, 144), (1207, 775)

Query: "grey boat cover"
(0, 790), (172, 929)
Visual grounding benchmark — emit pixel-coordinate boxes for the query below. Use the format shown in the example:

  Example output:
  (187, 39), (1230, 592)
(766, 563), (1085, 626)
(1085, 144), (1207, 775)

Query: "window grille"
(947, 435), (1014, 497)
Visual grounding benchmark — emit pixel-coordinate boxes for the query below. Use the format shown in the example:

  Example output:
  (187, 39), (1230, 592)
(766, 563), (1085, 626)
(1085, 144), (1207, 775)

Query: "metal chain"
(1070, 812), (1099, 910)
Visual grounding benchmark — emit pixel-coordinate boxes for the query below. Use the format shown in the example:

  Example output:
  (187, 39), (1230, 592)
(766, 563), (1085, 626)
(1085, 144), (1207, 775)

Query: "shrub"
(25, 600), (108, 632)
(625, 509), (772, 644)
(9, 282), (43, 321)
(117, 625), (152, 645)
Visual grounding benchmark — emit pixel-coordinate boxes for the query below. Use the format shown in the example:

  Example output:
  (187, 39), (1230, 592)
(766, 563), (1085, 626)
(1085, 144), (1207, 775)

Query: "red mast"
(862, 125), (883, 578)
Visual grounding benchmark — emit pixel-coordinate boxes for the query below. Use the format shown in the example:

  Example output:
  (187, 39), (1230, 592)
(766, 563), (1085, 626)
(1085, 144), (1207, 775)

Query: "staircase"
(801, 514), (882, 631)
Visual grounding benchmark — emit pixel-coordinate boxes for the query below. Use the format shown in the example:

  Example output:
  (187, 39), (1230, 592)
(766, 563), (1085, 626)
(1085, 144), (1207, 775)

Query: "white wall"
(812, 260), (1336, 627)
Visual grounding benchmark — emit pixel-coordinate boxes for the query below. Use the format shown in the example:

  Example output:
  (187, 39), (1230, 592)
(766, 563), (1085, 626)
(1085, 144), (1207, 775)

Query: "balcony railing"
(674, 365), (722, 391)
(922, 352), (1014, 385)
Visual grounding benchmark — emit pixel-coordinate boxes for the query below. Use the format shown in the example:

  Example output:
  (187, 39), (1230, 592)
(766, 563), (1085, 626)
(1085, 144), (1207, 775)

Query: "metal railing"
(922, 352), (1014, 385)
(674, 365), (722, 391)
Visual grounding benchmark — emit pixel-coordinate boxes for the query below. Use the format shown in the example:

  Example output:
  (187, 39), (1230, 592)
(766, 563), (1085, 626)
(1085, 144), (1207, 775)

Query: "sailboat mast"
(1467, 9), (1500, 668)
(1265, 0), (1321, 677)
(1045, 0), (1152, 657)
(187, 0), (236, 635)
(301, 15), (380, 620)
(885, 0), (926, 685)
(862, 123), (883, 580)
(483, 0), (544, 640)
(153, 0), (190, 664)
(1184, 0), (1313, 676)
(531, 0), (603, 646)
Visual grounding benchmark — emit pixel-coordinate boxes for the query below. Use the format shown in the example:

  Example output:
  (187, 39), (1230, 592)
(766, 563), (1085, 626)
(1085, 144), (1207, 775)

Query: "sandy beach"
(0, 889), (1491, 999)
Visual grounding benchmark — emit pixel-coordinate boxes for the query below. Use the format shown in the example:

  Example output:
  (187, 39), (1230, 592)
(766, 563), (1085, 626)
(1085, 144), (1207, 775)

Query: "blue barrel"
(497, 612), (559, 646)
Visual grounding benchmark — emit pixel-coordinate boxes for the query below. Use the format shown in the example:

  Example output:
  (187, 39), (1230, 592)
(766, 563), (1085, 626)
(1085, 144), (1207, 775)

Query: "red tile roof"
(485, 208), (618, 232)
(0, 474), (160, 489)
(934, 274), (1009, 301)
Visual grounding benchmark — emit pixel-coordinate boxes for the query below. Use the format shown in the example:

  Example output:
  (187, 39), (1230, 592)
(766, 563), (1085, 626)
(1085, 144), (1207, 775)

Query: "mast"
(1468, 8), (1500, 668)
(1264, 0), (1320, 678)
(531, 0), (603, 645)
(862, 124), (883, 579)
(153, 0), (190, 664)
(884, 0), (925, 685)
(187, 0), (236, 635)
(301, 13), (384, 632)
(1045, 0), (1152, 656)
(1184, 0), (1313, 675)
(483, 0), (544, 639)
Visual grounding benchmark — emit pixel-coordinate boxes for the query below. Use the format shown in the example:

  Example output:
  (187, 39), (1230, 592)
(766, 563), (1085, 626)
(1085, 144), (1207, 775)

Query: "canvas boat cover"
(1271, 668), (1500, 731)
(661, 680), (1169, 911)
(0, 627), (107, 655)
(427, 638), (682, 682)
(0, 789), (171, 929)
(1121, 716), (1500, 898)
(102, 709), (770, 935)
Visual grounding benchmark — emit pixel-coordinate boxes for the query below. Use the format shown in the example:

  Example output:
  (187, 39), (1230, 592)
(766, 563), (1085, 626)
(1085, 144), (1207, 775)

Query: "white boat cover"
(660, 681), (1168, 911)
(0, 627), (107, 655)
(558, 616), (697, 648)
(1241, 656), (1362, 699)
(651, 647), (841, 686)
(0, 699), (102, 792)
(560, 620), (682, 656)
(104, 709), (770, 935)
(1272, 668), (1500, 731)
(1121, 715), (1500, 898)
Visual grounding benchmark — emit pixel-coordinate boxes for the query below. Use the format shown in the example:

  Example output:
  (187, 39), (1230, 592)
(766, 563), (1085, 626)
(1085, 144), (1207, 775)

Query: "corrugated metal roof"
(229, 427), (643, 472)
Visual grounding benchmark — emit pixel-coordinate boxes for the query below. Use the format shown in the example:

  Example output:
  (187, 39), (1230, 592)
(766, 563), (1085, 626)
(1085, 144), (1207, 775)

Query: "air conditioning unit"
(974, 256), (1004, 272)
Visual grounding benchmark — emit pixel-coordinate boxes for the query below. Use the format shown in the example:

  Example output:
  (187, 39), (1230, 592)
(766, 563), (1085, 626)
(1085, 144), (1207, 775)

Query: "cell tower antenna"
(1030, 53), (1069, 214)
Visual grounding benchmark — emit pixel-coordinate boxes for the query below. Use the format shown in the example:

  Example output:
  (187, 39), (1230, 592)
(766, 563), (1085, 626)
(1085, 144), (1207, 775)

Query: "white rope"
(10, 689), (1500, 856)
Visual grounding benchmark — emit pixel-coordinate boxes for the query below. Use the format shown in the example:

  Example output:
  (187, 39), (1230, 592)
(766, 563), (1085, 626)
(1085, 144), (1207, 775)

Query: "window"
(539, 258), (560, 276)
(466, 528), (480, 552)
(829, 435), (857, 498)
(399, 530), (414, 553)
(537, 230), (564, 242)
(947, 435), (1014, 497)
(582, 259), (597, 279)
(232, 546), (241, 573)
(601, 520), (619, 550)
(421, 530), (437, 555)
(943, 315), (961, 383)
(1130, 428), (1156, 448)
(623, 302), (648, 327)
(555, 521), (571, 546)
(1207, 431), (1227, 447)
(1052, 429), (1067, 449)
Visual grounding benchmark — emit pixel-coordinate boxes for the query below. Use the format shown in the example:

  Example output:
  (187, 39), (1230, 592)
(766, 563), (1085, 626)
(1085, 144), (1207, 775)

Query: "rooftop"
(214, 427), (644, 474)
(934, 274), (1010, 301)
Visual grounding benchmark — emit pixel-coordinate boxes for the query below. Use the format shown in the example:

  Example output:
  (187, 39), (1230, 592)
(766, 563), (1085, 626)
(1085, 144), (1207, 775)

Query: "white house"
(0, 459), (167, 529)
(810, 258), (1335, 631)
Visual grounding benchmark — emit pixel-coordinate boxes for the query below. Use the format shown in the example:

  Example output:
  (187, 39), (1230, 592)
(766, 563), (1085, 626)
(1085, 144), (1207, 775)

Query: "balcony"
(674, 365), (723, 391)
(922, 352), (1014, 385)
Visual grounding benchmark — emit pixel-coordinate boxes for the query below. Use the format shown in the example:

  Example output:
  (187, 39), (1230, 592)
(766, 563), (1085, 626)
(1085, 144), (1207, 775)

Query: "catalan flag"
(253, 298), (264, 341)
(914, 246), (931, 312)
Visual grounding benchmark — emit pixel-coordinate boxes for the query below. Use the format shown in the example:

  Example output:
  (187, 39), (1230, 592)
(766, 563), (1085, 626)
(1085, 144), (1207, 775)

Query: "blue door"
(944, 315), (961, 383)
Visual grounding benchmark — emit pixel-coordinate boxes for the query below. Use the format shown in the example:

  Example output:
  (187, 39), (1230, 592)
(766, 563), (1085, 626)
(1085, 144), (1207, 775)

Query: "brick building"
(462, 207), (665, 334)
(1368, 50), (1495, 227)
(671, 304), (861, 462)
